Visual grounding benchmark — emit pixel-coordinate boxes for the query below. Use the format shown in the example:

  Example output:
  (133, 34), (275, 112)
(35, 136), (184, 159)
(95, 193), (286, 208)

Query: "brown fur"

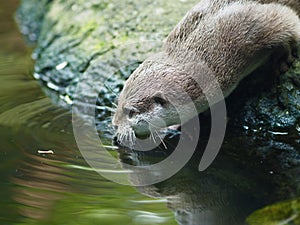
(113, 0), (300, 146)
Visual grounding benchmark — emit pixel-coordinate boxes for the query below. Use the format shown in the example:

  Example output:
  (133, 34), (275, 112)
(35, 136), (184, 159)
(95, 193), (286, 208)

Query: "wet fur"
(113, 0), (300, 146)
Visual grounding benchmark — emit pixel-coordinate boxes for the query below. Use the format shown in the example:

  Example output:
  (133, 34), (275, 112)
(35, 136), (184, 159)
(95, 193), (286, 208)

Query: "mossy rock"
(247, 198), (300, 225)
(16, 0), (300, 143)
(16, 0), (198, 109)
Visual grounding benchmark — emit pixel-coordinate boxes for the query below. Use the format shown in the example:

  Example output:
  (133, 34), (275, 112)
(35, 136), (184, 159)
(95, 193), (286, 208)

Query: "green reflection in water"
(0, 1), (177, 225)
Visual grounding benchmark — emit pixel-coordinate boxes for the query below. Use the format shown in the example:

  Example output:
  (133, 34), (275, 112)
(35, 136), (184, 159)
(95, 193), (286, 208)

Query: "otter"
(113, 0), (300, 146)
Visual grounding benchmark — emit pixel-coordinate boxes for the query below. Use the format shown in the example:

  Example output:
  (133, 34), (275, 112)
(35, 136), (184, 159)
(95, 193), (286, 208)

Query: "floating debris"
(38, 150), (54, 154)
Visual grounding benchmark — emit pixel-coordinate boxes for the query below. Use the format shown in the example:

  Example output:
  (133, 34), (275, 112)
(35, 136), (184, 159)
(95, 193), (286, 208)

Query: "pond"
(1, 1), (300, 225)
(0, 1), (177, 225)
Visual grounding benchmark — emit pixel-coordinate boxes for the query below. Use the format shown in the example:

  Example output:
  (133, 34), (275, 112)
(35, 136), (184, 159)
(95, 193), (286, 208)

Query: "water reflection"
(118, 116), (300, 224)
(0, 57), (176, 224)
(0, 2), (177, 224)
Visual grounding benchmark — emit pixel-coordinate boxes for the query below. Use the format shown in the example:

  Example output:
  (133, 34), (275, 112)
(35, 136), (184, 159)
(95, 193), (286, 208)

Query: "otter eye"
(124, 107), (139, 119)
(153, 96), (167, 106)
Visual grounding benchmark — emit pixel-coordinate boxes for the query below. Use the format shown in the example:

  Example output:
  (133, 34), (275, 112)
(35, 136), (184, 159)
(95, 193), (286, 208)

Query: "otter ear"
(152, 91), (167, 106)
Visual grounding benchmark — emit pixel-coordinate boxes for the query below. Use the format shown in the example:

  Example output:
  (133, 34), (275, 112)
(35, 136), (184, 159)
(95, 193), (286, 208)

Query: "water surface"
(0, 1), (177, 225)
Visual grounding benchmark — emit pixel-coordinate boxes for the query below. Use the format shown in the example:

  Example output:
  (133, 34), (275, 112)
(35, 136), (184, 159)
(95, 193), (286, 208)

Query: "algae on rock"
(16, 0), (198, 111)
(16, 0), (300, 131)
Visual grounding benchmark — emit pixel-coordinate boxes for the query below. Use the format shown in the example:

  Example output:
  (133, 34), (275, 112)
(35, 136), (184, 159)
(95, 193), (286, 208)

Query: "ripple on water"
(0, 5), (176, 224)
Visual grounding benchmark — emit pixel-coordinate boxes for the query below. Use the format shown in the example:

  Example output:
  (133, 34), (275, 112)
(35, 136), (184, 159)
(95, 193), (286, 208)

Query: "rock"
(16, 0), (300, 148)
(16, 0), (198, 113)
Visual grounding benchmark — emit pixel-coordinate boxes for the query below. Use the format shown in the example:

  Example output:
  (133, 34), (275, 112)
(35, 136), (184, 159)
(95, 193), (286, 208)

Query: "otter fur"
(113, 0), (300, 146)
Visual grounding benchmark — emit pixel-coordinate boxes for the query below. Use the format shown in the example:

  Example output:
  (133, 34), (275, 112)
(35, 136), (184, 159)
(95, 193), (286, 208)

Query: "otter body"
(113, 0), (300, 146)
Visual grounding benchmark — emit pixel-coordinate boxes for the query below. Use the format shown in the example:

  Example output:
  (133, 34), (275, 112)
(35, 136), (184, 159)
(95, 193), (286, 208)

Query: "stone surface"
(16, 0), (300, 132)
(16, 0), (198, 113)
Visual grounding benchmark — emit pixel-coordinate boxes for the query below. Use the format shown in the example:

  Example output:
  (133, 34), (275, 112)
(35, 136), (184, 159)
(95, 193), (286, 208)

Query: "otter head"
(112, 54), (214, 147)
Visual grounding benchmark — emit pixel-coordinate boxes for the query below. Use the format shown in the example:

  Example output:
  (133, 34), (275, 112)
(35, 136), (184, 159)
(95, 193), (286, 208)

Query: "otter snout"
(131, 120), (152, 138)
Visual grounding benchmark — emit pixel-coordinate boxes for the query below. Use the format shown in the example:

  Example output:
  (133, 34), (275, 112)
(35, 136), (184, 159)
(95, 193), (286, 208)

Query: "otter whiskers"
(144, 119), (168, 150)
(116, 126), (136, 149)
(155, 130), (167, 150)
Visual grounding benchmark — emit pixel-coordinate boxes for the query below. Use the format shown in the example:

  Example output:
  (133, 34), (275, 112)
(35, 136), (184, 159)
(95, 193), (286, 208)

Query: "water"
(1, 1), (300, 225)
(0, 2), (176, 225)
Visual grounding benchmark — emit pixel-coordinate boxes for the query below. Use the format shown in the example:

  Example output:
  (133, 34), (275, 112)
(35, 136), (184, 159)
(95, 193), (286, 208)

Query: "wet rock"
(15, 0), (52, 44)
(16, 0), (198, 114)
(16, 0), (300, 135)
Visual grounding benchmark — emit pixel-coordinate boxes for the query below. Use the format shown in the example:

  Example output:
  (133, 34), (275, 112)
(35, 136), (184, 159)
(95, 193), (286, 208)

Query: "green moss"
(17, 0), (198, 108)
(247, 198), (300, 225)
